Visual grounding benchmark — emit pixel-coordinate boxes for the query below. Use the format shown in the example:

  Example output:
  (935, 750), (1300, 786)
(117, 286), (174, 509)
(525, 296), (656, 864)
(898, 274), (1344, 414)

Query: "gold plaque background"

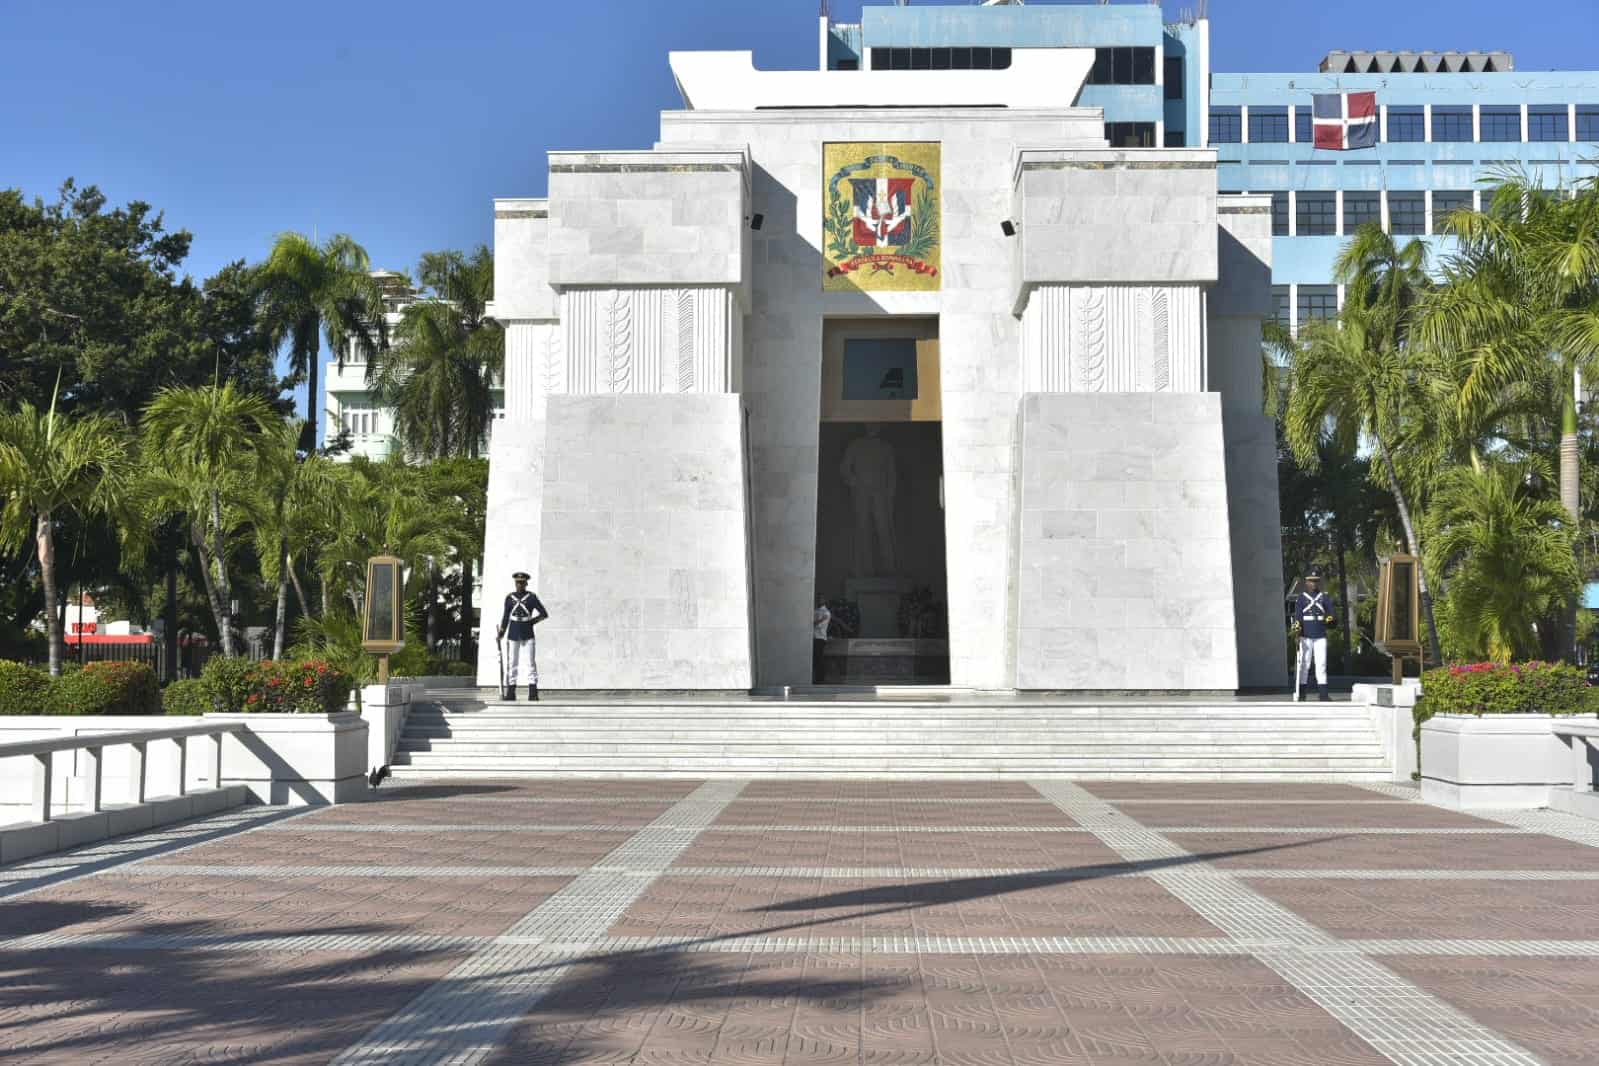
(822, 142), (941, 293)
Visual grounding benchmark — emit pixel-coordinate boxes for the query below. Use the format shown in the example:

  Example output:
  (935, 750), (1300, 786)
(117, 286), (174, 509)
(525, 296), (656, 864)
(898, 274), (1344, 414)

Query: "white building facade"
(477, 43), (1287, 694)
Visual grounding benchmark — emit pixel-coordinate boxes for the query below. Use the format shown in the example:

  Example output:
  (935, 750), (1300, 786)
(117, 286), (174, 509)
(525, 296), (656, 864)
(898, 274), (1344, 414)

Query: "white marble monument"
(477, 48), (1287, 693)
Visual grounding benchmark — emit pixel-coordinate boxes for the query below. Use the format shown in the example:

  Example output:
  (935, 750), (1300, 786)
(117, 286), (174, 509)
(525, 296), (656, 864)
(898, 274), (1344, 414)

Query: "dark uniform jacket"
(500, 591), (548, 641)
(1292, 590), (1338, 641)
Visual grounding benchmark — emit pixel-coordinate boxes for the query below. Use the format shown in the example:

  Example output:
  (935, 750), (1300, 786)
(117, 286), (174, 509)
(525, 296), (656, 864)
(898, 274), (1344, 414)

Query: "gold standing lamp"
(1374, 554), (1422, 684)
(361, 555), (406, 683)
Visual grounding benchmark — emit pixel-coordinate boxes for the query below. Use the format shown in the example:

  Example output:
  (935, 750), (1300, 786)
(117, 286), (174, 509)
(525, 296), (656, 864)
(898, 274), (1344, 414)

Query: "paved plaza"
(4, 779), (1599, 1064)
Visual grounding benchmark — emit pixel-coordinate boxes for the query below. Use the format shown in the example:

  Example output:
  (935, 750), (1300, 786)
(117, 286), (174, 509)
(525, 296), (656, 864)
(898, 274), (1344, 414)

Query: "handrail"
(0, 721), (243, 760)
(3, 720), (246, 825)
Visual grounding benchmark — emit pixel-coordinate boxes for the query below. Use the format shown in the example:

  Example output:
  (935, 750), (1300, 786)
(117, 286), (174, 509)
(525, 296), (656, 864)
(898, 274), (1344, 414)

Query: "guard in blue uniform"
(1290, 564), (1338, 702)
(497, 572), (549, 701)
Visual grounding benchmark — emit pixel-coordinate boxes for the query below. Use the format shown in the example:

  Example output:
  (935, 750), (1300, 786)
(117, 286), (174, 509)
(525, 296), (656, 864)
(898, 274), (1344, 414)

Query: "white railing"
(0, 721), (245, 824)
(1554, 719), (1599, 794)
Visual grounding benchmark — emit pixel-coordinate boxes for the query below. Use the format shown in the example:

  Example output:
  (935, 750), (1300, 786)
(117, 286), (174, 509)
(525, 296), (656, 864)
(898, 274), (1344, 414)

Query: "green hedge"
(0, 661), (51, 715)
(162, 678), (213, 716)
(1417, 661), (1596, 734)
(43, 661), (162, 716)
(201, 656), (255, 715)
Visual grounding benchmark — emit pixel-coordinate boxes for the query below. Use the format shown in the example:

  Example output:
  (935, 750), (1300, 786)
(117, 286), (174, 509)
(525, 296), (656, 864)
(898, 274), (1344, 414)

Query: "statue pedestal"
(846, 576), (911, 638)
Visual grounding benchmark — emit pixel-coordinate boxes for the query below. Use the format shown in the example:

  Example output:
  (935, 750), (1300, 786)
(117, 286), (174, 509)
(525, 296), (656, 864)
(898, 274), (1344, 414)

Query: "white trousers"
(507, 638), (538, 685)
(1297, 637), (1328, 685)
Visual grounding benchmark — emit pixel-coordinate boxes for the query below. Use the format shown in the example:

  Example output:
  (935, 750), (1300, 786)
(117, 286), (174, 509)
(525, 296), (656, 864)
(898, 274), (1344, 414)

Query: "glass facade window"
(1578, 106), (1599, 141)
(871, 47), (1010, 71)
(1296, 192), (1336, 236)
(1271, 191), (1290, 236)
(1387, 106), (1425, 142)
(1389, 192), (1426, 234)
(1294, 108), (1312, 143)
(1164, 57), (1182, 100)
(1249, 107), (1289, 143)
(1087, 46), (1156, 85)
(1106, 122), (1155, 148)
(1209, 107), (1242, 143)
(1433, 191), (1474, 231)
(1298, 285), (1339, 324)
(1479, 105), (1522, 142)
(1432, 106), (1474, 142)
(1272, 285), (1291, 328)
(1529, 105), (1568, 142)
(1343, 192), (1381, 234)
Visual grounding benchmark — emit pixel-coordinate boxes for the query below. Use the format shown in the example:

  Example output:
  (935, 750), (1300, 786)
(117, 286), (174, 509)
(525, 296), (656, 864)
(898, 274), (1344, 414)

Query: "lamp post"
(360, 555), (406, 684)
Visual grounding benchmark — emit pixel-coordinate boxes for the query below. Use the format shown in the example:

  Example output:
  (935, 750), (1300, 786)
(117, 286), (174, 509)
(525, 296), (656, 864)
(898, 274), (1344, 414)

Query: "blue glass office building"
(825, 2), (1599, 332)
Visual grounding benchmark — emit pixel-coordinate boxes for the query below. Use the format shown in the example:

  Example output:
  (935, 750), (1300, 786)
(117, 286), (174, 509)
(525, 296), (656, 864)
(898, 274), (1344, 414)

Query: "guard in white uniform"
(496, 572), (549, 701)
(1290, 564), (1339, 703)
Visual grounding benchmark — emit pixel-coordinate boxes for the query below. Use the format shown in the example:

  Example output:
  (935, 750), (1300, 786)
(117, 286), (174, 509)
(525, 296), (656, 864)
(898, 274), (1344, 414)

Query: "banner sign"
(823, 142), (941, 292)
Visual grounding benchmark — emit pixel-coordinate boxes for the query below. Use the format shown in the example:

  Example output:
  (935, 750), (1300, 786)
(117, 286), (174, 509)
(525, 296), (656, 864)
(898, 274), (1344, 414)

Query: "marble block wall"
(1013, 392), (1240, 691)
(533, 394), (753, 689)
(475, 407), (547, 687)
(1223, 405), (1290, 689)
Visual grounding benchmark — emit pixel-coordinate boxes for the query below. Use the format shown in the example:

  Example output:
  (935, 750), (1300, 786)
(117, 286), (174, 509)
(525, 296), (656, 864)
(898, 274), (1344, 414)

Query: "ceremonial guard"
(496, 571), (549, 701)
(1290, 564), (1338, 702)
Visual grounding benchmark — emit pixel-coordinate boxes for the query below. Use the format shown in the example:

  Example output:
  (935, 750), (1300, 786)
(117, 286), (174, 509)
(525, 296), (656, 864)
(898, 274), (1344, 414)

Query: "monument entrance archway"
(813, 317), (949, 684)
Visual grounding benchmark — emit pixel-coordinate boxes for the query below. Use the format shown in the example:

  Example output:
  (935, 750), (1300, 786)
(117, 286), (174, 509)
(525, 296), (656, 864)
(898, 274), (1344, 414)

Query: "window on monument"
(910, 48), (931, 70)
(929, 49), (948, 70)
(1431, 106), (1473, 142)
(1294, 108), (1311, 143)
(950, 47), (972, 69)
(1272, 286), (1292, 328)
(1343, 192), (1381, 234)
(838, 58), (859, 71)
(1270, 191), (1289, 235)
(1389, 192), (1426, 234)
(1298, 285), (1338, 324)
(1479, 105), (1521, 142)
(1209, 107), (1242, 143)
(1386, 106), (1425, 142)
(1432, 191), (1473, 231)
(1296, 192), (1335, 235)
(890, 48), (911, 70)
(1249, 107), (1289, 143)
(993, 48), (1011, 69)
(1164, 57), (1183, 99)
(1106, 122), (1155, 148)
(1577, 106), (1599, 141)
(1529, 105), (1568, 141)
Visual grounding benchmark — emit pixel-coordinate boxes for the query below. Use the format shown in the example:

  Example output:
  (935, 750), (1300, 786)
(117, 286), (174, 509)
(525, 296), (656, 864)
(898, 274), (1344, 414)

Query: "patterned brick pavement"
(4, 778), (1599, 1063)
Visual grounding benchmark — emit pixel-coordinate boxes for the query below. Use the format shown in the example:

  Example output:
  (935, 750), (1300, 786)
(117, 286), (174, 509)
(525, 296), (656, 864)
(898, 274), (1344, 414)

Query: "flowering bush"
(240, 659), (352, 715)
(201, 655), (255, 714)
(1417, 661), (1595, 733)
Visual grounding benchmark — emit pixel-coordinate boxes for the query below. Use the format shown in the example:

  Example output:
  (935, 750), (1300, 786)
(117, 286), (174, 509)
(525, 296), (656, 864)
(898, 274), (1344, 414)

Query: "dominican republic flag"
(1312, 91), (1377, 150)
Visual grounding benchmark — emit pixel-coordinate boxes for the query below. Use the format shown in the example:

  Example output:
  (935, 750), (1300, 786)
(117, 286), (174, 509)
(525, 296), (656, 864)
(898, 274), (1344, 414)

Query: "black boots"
(502, 686), (517, 701)
(528, 685), (540, 702)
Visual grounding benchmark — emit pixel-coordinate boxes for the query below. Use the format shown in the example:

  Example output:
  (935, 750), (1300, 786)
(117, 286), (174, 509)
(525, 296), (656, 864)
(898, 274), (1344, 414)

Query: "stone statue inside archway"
(841, 424), (898, 576)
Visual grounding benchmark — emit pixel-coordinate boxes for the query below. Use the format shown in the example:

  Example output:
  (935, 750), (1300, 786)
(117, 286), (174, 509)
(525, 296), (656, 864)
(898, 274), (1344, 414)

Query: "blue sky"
(4, 0), (1596, 414)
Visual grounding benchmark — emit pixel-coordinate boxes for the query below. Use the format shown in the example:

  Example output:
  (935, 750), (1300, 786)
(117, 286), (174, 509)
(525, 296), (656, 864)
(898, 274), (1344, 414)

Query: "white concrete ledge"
(0, 785), (249, 865)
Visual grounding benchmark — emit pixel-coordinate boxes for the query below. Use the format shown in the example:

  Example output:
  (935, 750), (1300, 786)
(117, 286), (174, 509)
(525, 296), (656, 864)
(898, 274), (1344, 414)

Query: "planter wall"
(1420, 713), (1587, 809)
(203, 711), (369, 805)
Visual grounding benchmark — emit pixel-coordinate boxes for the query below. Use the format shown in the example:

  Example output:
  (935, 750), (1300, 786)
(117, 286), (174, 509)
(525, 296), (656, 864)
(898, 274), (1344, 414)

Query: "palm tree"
(257, 233), (388, 452)
(1335, 222), (1431, 343)
(1419, 176), (1599, 657)
(142, 382), (278, 657)
(251, 422), (339, 657)
(1424, 464), (1578, 663)
(371, 248), (503, 460)
(1285, 310), (1445, 664)
(0, 391), (133, 675)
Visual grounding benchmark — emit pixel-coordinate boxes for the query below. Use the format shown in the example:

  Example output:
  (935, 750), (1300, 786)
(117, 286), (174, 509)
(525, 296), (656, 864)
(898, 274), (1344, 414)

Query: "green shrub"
(201, 655), (256, 714)
(1416, 661), (1596, 735)
(241, 659), (353, 715)
(162, 678), (214, 716)
(435, 660), (475, 677)
(0, 660), (51, 715)
(45, 661), (162, 716)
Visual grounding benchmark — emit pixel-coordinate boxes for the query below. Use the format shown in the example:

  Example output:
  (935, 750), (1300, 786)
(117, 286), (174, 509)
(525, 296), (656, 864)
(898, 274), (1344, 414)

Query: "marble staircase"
(389, 693), (1392, 779)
